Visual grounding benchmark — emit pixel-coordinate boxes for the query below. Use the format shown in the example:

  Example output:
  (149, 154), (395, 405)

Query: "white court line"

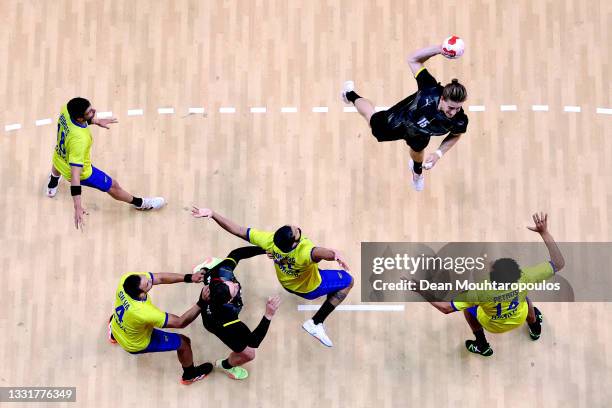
(4, 123), (21, 131)
(500, 105), (517, 111)
(297, 304), (405, 312)
(468, 105), (485, 112)
(35, 118), (52, 126)
(281, 107), (298, 113)
(158, 107), (174, 114)
(250, 107), (267, 113)
(532, 105), (549, 111)
(188, 107), (205, 114)
(375, 106), (389, 112)
(596, 107), (612, 115)
(343, 106), (357, 112)
(127, 109), (144, 116)
(312, 106), (328, 113)
(219, 107), (236, 113)
(97, 111), (113, 118)
(564, 106), (581, 113)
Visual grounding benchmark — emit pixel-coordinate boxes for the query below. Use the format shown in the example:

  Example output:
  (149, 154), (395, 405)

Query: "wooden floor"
(1, 1), (611, 407)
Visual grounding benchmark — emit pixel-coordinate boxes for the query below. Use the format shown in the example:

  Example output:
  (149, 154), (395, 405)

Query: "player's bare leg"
(303, 278), (354, 348)
(354, 98), (376, 122)
(107, 178), (166, 210)
(178, 334), (213, 385)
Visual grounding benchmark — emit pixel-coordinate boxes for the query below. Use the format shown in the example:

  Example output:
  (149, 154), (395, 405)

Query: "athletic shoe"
(528, 307), (543, 340)
(465, 340), (493, 357)
(408, 160), (425, 192)
(341, 80), (355, 104)
(135, 197), (166, 211)
(192, 257), (216, 273)
(214, 359), (249, 380)
(302, 319), (333, 347)
(180, 363), (213, 385)
(46, 174), (61, 198)
(107, 321), (117, 344)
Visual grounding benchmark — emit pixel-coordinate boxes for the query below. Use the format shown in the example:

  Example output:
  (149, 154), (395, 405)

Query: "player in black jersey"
(194, 246), (281, 380)
(342, 43), (469, 191)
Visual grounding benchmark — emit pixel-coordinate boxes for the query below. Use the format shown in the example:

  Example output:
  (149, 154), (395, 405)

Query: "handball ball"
(441, 35), (465, 59)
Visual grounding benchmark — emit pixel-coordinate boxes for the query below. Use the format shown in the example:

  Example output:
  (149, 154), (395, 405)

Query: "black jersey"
(202, 258), (244, 323)
(384, 69), (468, 139)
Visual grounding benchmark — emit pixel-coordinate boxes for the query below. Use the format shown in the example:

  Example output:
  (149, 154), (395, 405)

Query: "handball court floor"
(1, 1), (611, 407)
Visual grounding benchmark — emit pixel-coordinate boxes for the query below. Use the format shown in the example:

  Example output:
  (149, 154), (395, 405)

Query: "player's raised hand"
(93, 117), (118, 129)
(191, 206), (213, 219)
(527, 212), (548, 234)
(264, 295), (281, 319)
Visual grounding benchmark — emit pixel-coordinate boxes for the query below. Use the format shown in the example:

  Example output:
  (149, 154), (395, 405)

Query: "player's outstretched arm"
(191, 206), (249, 241)
(404, 277), (456, 314)
(152, 272), (205, 285)
(406, 45), (443, 75)
(226, 246), (267, 266)
(165, 303), (202, 329)
(424, 133), (462, 170)
(311, 247), (351, 271)
(247, 295), (281, 348)
(527, 212), (565, 272)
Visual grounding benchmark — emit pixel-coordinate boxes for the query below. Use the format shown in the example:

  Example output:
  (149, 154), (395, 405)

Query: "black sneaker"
(465, 340), (493, 357)
(181, 363), (213, 385)
(528, 307), (543, 340)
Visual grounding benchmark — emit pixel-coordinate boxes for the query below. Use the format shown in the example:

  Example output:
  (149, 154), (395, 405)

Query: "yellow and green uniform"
(247, 228), (320, 293)
(52, 105), (93, 180)
(110, 272), (168, 352)
(452, 262), (555, 333)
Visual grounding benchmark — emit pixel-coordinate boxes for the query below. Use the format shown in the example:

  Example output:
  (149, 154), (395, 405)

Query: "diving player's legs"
(463, 307), (493, 357)
(526, 297), (543, 340)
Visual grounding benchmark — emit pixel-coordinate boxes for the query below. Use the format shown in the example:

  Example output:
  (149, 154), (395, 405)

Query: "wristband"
(70, 186), (82, 196)
(435, 149), (443, 159)
(184, 274), (193, 283)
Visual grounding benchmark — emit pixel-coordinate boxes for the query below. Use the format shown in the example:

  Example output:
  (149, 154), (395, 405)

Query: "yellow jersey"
(111, 272), (167, 352)
(52, 105), (93, 180)
(248, 228), (321, 293)
(452, 262), (555, 333)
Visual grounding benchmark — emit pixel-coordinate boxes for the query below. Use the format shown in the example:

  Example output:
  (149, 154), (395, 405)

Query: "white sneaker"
(409, 160), (425, 192)
(46, 174), (61, 198)
(135, 197), (166, 211)
(341, 80), (355, 104)
(302, 319), (333, 347)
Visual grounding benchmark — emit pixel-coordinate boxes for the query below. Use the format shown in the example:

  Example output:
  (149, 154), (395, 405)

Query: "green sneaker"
(528, 307), (543, 340)
(465, 340), (493, 357)
(215, 359), (249, 380)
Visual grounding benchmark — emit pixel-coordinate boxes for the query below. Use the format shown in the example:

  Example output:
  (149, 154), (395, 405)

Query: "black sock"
(413, 161), (423, 175)
(221, 359), (233, 369)
(182, 364), (195, 377)
(474, 329), (488, 345)
(528, 319), (541, 331)
(48, 175), (60, 188)
(345, 91), (362, 104)
(130, 197), (143, 207)
(312, 299), (337, 325)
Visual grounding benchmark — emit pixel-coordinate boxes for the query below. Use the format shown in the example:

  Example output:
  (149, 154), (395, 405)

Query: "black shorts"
(369, 111), (431, 152)
(203, 316), (250, 353)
